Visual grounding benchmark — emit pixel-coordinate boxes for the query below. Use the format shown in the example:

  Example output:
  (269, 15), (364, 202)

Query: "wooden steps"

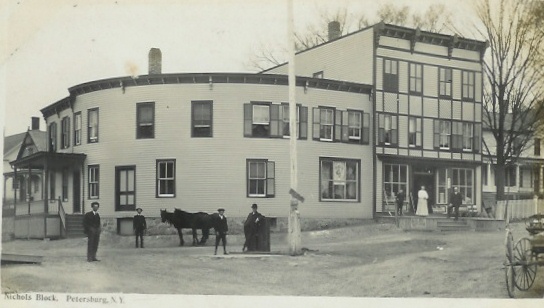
(1, 253), (43, 264)
(437, 219), (471, 231)
(65, 214), (85, 238)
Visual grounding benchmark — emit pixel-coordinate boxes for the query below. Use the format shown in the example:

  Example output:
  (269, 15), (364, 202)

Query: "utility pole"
(287, 0), (301, 256)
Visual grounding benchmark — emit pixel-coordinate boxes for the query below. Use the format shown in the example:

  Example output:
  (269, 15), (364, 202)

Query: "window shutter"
(474, 123), (481, 153)
(342, 111), (349, 142)
(299, 106), (308, 139)
(391, 116), (398, 145)
(266, 161), (275, 197)
(362, 112), (370, 144)
(312, 108), (320, 140)
(244, 103), (252, 137)
(270, 104), (280, 137)
(378, 114), (385, 144)
(334, 110), (342, 141)
(433, 120), (440, 149)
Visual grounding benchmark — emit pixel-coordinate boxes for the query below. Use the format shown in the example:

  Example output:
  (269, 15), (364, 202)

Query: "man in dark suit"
(449, 187), (463, 221)
(213, 208), (228, 255)
(395, 189), (405, 216)
(243, 203), (264, 252)
(133, 208), (147, 248)
(83, 202), (101, 262)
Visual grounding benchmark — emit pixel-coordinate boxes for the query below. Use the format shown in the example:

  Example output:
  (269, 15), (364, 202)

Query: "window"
(137, 102), (154, 139)
(506, 166), (516, 187)
(192, 101), (213, 137)
(408, 117), (422, 147)
(244, 103), (308, 139)
(247, 160), (275, 197)
(88, 108), (99, 143)
(348, 111), (362, 141)
(439, 68), (452, 97)
(116, 166), (136, 211)
(49, 122), (57, 152)
(437, 168), (448, 204)
(520, 167), (533, 188)
(383, 164), (408, 204)
(409, 63), (422, 94)
(62, 169), (69, 201)
(281, 104), (299, 137)
(313, 71), (324, 78)
(88, 165), (99, 199)
(452, 168), (474, 204)
(157, 160), (175, 197)
(320, 158), (359, 201)
(319, 108), (334, 141)
(61, 116), (70, 149)
(74, 112), (82, 146)
(535, 138), (541, 156)
(434, 120), (451, 149)
(482, 165), (488, 186)
(383, 59), (398, 92)
(462, 123), (473, 151)
(378, 114), (397, 145)
(462, 71), (475, 100)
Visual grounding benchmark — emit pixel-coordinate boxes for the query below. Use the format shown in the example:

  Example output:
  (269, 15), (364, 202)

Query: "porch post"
(44, 159), (49, 214)
(81, 161), (85, 213)
(13, 167), (17, 208)
(27, 165), (32, 215)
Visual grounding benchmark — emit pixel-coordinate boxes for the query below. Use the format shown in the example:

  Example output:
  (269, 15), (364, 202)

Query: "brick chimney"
(148, 48), (162, 74)
(328, 21), (341, 41)
(31, 117), (40, 130)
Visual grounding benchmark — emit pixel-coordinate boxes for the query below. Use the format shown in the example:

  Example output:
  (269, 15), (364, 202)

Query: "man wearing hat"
(213, 208), (228, 255)
(243, 203), (264, 252)
(83, 202), (101, 262)
(133, 208), (147, 248)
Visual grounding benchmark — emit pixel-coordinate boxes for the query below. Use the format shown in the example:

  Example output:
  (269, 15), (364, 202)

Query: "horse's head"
(160, 209), (168, 223)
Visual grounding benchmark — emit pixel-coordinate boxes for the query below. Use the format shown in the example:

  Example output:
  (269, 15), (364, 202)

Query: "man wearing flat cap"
(133, 208), (147, 248)
(213, 208), (228, 255)
(243, 203), (264, 252)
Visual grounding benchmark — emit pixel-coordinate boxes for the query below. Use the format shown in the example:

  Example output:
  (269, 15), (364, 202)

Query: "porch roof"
(10, 152), (86, 170)
(377, 154), (483, 166)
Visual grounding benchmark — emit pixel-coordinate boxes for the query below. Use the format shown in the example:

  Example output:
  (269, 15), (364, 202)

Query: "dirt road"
(1, 221), (543, 299)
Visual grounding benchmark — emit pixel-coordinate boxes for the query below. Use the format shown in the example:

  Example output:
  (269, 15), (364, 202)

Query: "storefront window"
(437, 168), (448, 204)
(452, 168), (473, 204)
(383, 164), (408, 206)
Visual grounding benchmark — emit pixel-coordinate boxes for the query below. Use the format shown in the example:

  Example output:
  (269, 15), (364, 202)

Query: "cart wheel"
(513, 237), (537, 291)
(504, 229), (515, 298)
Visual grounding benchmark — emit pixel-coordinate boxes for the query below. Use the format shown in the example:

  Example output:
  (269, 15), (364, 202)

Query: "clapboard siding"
(267, 29), (374, 85)
(53, 82), (373, 219)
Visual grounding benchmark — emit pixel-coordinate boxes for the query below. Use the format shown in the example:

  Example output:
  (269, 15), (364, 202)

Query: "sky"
(0, 0), (476, 137)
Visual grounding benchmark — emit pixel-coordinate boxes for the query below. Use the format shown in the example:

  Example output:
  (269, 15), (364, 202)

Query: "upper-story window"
(409, 63), (422, 94)
(313, 71), (324, 79)
(49, 122), (57, 152)
(462, 123), (474, 151)
(434, 120), (451, 149)
(378, 114), (398, 146)
(408, 117), (422, 147)
(462, 71), (475, 101)
(61, 116), (70, 149)
(535, 138), (541, 156)
(244, 102), (308, 139)
(439, 68), (452, 97)
(192, 101), (213, 137)
(312, 108), (369, 144)
(88, 108), (99, 143)
(383, 59), (399, 92)
(137, 102), (155, 139)
(74, 112), (82, 146)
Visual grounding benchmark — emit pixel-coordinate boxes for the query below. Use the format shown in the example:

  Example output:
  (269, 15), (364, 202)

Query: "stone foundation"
(100, 216), (369, 235)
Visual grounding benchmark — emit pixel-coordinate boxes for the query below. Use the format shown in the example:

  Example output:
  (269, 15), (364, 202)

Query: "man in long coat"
(243, 203), (264, 252)
(133, 208), (147, 248)
(83, 202), (101, 262)
(213, 208), (228, 255)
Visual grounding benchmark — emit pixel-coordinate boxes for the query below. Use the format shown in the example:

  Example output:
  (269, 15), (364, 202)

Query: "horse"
(160, 209), (214, 246)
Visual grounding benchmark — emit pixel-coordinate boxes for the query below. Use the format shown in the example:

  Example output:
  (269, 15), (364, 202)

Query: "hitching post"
(287, 0), (301, 256)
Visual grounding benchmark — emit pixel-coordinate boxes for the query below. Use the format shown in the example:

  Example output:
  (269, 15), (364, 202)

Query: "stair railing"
(58, 197), (67, 236)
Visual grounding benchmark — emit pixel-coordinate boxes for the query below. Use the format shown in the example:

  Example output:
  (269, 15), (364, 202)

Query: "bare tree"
(476, 0), (544, 200)
(247, 3), (453, 71)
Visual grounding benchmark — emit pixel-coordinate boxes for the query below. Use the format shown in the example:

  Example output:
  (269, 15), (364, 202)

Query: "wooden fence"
(495, 198), (544, 221)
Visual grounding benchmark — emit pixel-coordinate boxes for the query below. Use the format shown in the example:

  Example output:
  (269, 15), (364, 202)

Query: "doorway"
(412, 167), (435, 212)
(73, 171), (81, 213)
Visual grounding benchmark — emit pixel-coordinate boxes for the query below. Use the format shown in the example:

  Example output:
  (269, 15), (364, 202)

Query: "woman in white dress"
(416, 186), (429, 216)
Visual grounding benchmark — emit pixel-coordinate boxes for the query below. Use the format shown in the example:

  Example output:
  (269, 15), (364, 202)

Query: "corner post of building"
(44, 158), (49, 215)
(81, 160), (85, 213)
(27, 164), (32, 215)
